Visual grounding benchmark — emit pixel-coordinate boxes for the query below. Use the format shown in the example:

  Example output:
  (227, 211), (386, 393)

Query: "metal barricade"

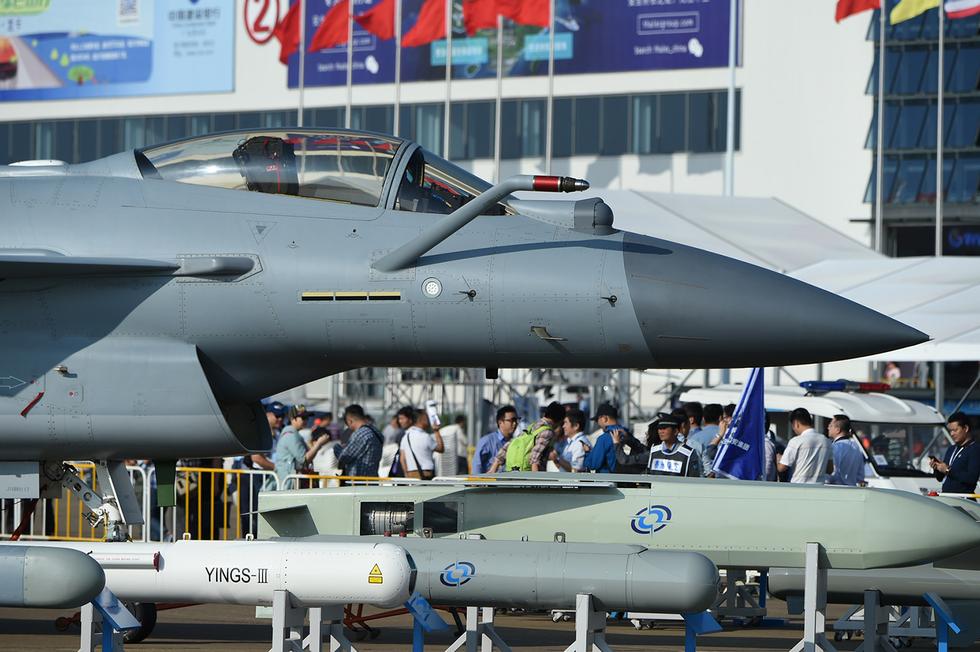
(151, 466), (279, 542)
(282, 474), (406, 490)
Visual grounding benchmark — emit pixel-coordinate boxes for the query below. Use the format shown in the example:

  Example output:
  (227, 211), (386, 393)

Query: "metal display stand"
(445, 606), (512, 652)
(78, 588), (141, 652)
(789, 542), (837, 652)
(266, 593), (358, 652)
(924, 593), (962, 652)
(853, 590), (898, 652)
(713, 569), (767, 622)
(563, 594), (613, 652)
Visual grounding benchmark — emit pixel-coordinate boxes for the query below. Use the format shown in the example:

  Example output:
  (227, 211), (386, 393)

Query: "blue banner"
(290, 0), (737, 88)
(712, 367), (765, 481)
(0, 0), (234, 102)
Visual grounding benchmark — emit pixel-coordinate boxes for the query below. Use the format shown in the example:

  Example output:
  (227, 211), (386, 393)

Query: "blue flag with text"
(712, 367), (765, 480)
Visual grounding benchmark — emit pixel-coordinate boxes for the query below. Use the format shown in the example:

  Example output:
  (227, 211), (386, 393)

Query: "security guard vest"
(647, 442), (698, 477)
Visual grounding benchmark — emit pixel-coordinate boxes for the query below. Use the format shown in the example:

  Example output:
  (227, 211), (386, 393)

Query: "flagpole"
(346, 0), (354, 128)
(493, 12), (503, 183)
(394, 0), (402, 135)
(723, 0), (736, 196)
(298, 0), (307, 127)
(875, 4), (885, 253)
(544, 0), (555, 174)
(443, 0), (452, 158)
(935, 4), (944, 257)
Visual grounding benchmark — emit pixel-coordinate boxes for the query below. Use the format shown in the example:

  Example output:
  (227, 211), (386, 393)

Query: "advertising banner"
(289, 0), (737, 88)
(0, 0), (234, 102)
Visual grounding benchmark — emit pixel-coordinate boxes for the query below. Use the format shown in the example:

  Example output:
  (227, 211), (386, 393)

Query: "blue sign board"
(290, 0), (737, 88)
(0, 0), (234, 102)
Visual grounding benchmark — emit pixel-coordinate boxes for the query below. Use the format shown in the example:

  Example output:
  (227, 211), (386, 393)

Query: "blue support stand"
(682, 610), (723, 652)
(759, 570), (768, 609)
(405, 592), (450, 652)
(80, 588), (141, 652)
(924, 592), (962, 652)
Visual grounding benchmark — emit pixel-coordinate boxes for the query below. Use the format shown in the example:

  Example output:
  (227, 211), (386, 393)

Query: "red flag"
(309, 0), (350, 52)
(356, 0), (397, 40)
(273, 1), (301, 64)
(402, 0), (446, 47)
(464, 0), (548, 34)
(835, 0), (880, 22)
(946, 0), (980, 19)
(511, 0), (549, 27)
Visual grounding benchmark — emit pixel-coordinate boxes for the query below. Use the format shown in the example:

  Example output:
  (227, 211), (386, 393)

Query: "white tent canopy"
(600, 191), (979, 363)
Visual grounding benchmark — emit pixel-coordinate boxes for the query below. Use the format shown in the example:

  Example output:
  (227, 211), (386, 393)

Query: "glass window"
(947, 46), (979, 92)
(449, 103), (467, 161)
(167, 116), (189, 141)
(364, 106), (393, 134)
(213, 113), (235, 132)
(468, 101), (494, 159)
(145, 117), (165, 149)
(237, 112), (261, 129)
(689, 91), (725, 153)
(412, 104), (443, 154)
(920, 9), (948, 40)
(892, 47), (928, 94)
(632, 95), (656, 154)
(601, 95), (628, 156)
(98, 119), (119, 158)
(0, 123), (8, 164)
(189, 115), (211, 137)
(865, 155), (899, 203)
(920, 102), (956, 148)
(520, 99), (545, 158)
(552, 97), (573, 158)
(867, 49), (902, 95)
(500, 100), (518, 159)
(921, 47), (957, 94)
(397, 105), (412, 139)
(918, 157), (955, 204)
(315, 107), (344, 129)
(948, 13), (979, 38)
(890, 103), (928, 149)
(122, 117), (145, 150)
(10, 122), (31, 163)
(395, 147), (507, 215)
(657, 93), (686, 154)
(891, 12), (925, 40)
(573, 97), (599, 155)
(140, 130), (401, 207)
(77, 120), (97, 163)
(889, 157), (927, 203)
(947, 155), (980, 204)
(947, 101), (980, 148)
(54, 120), (75, 162)
(34, 122), (54, 159)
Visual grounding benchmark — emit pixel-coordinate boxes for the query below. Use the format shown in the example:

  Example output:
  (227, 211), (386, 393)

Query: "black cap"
(654, 412), (681, 428)
(265, 401), (286, 417)
(592, 403), (619, 421)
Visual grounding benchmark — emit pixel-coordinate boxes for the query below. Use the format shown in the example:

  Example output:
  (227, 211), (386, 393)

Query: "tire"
(122, 602), (157, 644)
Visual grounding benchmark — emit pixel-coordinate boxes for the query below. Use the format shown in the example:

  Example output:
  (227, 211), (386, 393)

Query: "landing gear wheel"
(352, 628), (368, 641)
(122, 602), (157, 644)
(368, 628), (381, 640)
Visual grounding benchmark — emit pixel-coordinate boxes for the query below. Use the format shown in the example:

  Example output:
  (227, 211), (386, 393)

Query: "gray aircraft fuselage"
(0, 129), (926, 461)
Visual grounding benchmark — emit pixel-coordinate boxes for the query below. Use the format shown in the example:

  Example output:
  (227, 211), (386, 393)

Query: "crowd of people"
(244, 399), (977, 493)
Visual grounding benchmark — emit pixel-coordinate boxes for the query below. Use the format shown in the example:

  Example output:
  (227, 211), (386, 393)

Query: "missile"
(0, 544), (105, 608)
(259, 474), (980, 570)
(17, 540), (412, 608)
(768, 565), (980, 605)
(293, 535), (721, 614)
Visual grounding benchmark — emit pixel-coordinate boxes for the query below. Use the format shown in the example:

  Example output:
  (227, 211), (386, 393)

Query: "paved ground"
(0, 599), (961, 651)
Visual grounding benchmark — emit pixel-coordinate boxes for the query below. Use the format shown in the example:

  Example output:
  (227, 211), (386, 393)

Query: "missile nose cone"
(11, 546), (105, 608)
(622, 233), (928, 367)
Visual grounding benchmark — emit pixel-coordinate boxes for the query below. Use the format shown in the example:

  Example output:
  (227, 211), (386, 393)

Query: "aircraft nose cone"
(623, 233), (928, 368)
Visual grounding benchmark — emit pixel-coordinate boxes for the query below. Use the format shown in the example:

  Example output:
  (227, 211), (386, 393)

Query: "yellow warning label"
(368, 563), (383, 584)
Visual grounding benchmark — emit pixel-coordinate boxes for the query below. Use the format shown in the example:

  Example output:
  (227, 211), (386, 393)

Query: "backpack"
(504, 423), (551, 471)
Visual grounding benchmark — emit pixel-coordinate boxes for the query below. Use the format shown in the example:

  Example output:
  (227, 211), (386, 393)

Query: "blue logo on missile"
(630, 505), (672, 534)
(440, 561), (476, 587)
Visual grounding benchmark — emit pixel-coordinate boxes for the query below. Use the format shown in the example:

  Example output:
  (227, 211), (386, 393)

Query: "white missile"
(22, 540), (412, 608)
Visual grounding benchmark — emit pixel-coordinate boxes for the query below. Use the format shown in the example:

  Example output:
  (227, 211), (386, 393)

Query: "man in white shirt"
(434, 415), (464, 476)
(399, 408), (445, 479)
(552, 408), (591, 472)
(778, 408), (834, 484)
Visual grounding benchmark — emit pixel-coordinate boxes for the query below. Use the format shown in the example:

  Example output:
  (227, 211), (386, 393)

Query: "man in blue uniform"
(931, 412), (979, 495)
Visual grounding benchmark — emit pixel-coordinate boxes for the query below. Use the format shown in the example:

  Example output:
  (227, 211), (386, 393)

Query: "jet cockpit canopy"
(136, 129), (509, 215)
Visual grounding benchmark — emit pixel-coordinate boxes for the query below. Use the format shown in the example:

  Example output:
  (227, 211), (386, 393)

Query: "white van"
(677, 383), (953, 494)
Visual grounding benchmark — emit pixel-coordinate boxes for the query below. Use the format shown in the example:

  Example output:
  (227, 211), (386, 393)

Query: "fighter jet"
(0, 128), (925, 528)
